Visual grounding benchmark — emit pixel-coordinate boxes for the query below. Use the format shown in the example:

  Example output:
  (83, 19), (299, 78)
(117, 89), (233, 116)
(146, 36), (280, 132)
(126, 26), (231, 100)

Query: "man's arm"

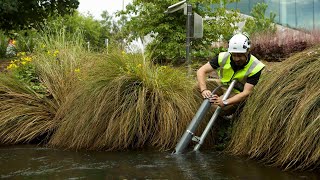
(224, 82), (254, 106)
(221, 69), (263, 106)
(210, 82), (255, 107)
(205, 63), (263, 106)
(197, 62), (215, 98)
(211, 82), (254, 107)
(218, 68), (263, 106)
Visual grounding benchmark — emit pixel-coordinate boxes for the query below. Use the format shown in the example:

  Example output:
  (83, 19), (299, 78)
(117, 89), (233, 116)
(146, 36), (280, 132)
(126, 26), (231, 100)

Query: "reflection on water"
(0, 145), (319, 179)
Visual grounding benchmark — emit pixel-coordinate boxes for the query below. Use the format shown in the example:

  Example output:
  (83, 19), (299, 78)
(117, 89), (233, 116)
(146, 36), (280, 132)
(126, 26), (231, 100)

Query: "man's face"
(231, 53), (247, 66)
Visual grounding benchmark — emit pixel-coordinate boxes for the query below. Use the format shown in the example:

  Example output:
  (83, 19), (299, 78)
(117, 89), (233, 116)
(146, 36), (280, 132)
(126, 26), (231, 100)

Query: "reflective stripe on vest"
(219, 52), (230, 79)
(218, 52), (265, 92)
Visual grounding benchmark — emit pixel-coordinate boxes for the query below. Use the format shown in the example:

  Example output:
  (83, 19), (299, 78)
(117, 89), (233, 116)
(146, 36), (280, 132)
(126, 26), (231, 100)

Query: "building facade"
(226, 0), (320, 30)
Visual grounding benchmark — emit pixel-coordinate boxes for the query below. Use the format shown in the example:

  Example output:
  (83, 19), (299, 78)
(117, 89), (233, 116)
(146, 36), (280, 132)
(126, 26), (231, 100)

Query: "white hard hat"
(228, 33), (251, 53)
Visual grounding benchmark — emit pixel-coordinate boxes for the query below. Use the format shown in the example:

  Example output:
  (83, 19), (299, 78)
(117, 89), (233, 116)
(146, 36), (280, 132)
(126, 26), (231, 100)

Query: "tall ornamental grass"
(33, 27), (86, 106)
(0, 74), (57, 144)
(0, 24), (208, 151)
(228, 46), (320, 171)
(49, 51), (203, 151)
(0, 26), (87, 144)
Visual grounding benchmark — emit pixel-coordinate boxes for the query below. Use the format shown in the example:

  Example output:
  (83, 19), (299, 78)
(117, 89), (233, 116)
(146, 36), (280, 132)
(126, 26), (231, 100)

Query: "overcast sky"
(78, 0), (132, 19)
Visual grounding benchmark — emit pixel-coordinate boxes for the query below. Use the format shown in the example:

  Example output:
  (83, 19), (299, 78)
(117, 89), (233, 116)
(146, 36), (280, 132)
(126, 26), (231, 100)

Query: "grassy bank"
(0, 26), (216, 151)
(228, 46), (320, 171)
(0, 26), (319, 171)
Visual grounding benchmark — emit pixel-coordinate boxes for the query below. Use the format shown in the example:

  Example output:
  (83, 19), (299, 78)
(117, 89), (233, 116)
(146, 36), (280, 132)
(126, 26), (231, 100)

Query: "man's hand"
(201, 89), (212, 99)
(209, 94), (224, 107)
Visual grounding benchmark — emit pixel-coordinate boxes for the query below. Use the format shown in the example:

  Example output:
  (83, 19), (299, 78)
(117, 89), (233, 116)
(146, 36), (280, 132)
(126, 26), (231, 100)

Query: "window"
(249, 0), (264, 10)
(224, 0), (317, 29)
(314, 0), (320, 29)
(237, 0), (251, 14)
(226, 2), (237, 9)
(296, 1), (314, 29)
(279, 0), (297, 28)
(265, 0), (280, 23)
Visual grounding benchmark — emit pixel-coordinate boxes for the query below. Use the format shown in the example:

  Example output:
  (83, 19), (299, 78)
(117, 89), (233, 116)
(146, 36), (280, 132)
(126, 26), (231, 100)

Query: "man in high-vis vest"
(197, 33), (265, 113)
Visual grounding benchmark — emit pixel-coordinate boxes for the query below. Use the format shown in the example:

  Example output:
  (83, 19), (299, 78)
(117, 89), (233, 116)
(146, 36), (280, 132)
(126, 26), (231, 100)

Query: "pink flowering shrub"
(250, 29), (320, 61)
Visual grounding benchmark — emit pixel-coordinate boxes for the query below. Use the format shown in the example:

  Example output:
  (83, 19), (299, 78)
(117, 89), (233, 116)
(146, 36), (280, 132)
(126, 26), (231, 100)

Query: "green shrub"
(15, 30), (38, 53)
(0, 31), (7, 58)
(243, 3), (276, 36)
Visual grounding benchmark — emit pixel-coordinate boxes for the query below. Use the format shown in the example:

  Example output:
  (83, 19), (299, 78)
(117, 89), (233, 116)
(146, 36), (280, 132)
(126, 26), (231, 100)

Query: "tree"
(243, 3), (276, 36)
(64, 12), (104, 49)
(100, 11), (129, 50)
(120, 0), (241, 64)
(0, 0), (79, 31)
(44, 11), (111, 50)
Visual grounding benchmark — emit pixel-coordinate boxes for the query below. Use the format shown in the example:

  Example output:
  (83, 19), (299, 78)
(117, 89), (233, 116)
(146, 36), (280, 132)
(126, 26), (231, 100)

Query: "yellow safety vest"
(217, 52), (265, 93)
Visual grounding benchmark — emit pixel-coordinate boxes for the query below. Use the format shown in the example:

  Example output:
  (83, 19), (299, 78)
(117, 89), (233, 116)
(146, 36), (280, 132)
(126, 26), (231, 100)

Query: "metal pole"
(107, 39), (109, 54)
(279, 0), (281, 24)
(193, 80), (237, 151)
(173, 85), (222, 154)
(313, 0), (315, 30)
(186, 3), (192, 75)
(295, 0), (297, 28)
(173, 99), (211, 154)
(105, 38), (109, 54)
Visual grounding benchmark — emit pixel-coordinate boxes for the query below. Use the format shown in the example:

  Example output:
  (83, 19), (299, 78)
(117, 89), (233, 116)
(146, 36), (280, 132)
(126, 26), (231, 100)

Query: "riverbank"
(0, 35), (318, 171)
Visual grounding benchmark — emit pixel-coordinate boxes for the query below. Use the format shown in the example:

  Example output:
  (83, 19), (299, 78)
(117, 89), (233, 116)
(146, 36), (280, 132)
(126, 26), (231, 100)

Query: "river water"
(0, 145), (318, 179)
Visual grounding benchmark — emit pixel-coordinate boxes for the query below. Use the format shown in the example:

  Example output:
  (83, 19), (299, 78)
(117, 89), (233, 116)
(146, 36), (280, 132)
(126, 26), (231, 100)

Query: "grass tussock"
(33, 27), (86, 106)
(0, 74), (57, 144)
(0, 27), (87, 145)
(227, 46), (320, 171)
(48, 51), (202, 151)
(0, 25), (206, 151)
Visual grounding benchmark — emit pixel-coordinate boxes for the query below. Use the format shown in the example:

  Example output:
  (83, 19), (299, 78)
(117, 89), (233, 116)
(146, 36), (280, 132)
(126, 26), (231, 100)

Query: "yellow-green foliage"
(228, 47), (320, 171)
(49, 51), (202, 151)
